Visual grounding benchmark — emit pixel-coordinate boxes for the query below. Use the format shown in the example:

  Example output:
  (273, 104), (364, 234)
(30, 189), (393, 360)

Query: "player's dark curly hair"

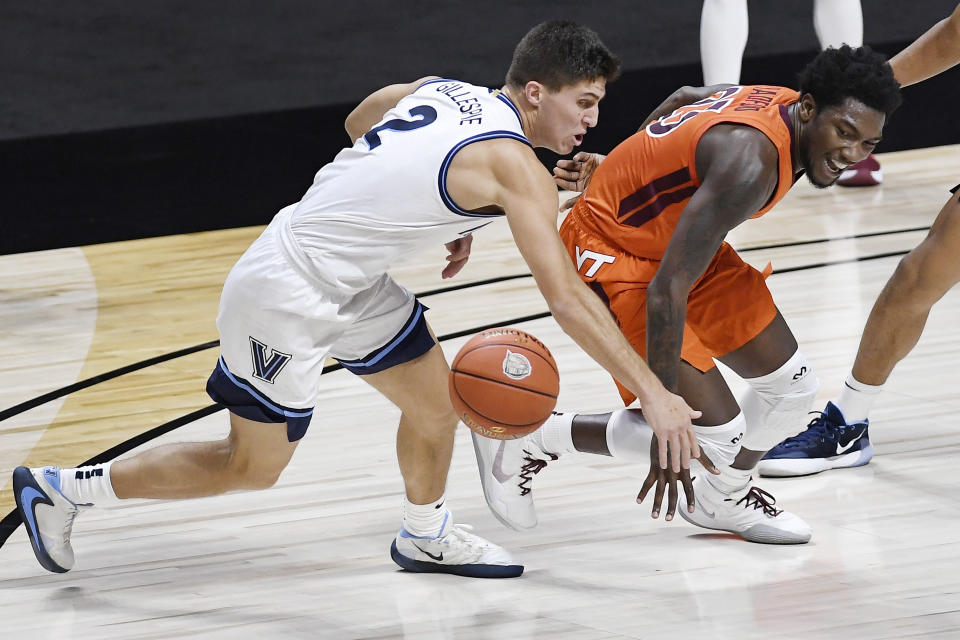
(798, 45), (901, 117)
(506, 21), (621, 91)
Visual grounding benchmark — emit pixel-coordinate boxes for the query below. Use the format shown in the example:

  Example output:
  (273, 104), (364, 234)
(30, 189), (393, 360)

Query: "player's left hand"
(636, 436), (717, 521)
(441, 235), (473, 279)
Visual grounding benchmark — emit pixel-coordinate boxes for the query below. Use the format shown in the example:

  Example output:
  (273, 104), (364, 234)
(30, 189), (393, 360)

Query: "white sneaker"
(13, 466), (86, 572)
(471, 431), (557, 531)
(679, 475), (812, 544)
(390, 511), (523, 578)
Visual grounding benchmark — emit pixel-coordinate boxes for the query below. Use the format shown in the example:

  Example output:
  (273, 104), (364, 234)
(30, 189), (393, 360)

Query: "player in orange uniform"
(472, 45), (901, 544)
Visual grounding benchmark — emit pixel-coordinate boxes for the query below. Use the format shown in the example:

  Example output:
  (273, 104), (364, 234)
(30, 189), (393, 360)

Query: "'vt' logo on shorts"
(575, 246), (616, 277)
(249, 337), (292, 384)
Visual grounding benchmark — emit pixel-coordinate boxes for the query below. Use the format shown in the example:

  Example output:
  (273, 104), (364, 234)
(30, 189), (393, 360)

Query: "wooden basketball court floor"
(1, 144), (958, 638)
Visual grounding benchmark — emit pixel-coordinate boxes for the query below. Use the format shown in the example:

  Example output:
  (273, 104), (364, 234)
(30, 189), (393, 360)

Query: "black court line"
(0, 340), (220, 423)
(772, 250), (910, 274)
(417, 273), (532, 297)
(737, 225), (930, 253)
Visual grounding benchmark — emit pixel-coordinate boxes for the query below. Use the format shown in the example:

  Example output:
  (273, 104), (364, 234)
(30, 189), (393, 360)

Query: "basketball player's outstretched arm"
(485, 141), (703, 472)
(888, 3), (960, 87)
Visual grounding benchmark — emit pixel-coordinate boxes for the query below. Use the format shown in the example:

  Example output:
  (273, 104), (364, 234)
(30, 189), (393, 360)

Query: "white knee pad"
(693, 413), (745, 467)
(739, 350), (820, 452)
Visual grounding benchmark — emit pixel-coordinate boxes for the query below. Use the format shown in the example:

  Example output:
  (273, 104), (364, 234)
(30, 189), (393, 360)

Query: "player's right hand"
(640, 389), (702, 473)
(636, 437), (718, 520)
(552, 152), (605, 193)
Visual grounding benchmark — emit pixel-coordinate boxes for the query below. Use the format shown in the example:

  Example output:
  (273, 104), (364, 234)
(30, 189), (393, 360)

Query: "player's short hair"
(798, 45), (902, 117)
(506, 20), (621, 91)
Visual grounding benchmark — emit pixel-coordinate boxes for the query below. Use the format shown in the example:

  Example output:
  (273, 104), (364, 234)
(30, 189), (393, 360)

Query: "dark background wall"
(3, 1), (958, 254)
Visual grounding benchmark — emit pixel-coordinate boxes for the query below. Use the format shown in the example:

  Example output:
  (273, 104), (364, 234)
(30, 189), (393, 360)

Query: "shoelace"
(733, 486), (783, 517)
(784, 410), (837, 446)
(806, 410), (867, 447)
(517, 449), (558, 496)
(62, 507), (79, 545)
(442, 524), (488, 561)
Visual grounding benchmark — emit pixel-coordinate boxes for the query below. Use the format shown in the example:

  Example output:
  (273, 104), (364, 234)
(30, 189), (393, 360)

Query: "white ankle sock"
(58, 462), (119, 507)
(535, 412), (576, 455)
(402, 495), (448, 537)
(705, 465), (752, 494)
(834, 373), (883, 423)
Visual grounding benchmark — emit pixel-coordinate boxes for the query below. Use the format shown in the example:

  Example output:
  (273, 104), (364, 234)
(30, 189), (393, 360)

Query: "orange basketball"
(449, 327), (559, 440)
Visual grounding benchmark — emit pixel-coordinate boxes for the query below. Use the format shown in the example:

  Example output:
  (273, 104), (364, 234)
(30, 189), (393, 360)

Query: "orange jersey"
(570, 85), (800, 259)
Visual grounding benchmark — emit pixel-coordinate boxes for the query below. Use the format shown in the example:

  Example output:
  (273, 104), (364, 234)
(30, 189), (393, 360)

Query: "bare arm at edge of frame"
(889, 4), (960, 87)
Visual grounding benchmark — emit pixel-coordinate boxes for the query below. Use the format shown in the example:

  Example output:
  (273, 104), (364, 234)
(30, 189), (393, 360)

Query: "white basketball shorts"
(206, 216), (435, 441)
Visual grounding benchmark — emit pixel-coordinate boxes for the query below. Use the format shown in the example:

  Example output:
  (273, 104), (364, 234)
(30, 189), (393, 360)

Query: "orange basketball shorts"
(559, 210), (778, 405)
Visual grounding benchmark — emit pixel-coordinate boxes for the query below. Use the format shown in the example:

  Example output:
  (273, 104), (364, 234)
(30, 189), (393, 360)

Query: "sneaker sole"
(740, 524), (812, 544)
(12, 466), (71, 573)
(470, 432), (537, 532)
(389, 540), (523, 578)
(758, 443), (874, 478)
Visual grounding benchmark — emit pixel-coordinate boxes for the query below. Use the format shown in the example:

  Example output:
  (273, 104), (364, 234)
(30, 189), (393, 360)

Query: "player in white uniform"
(14, 21), (706, 579)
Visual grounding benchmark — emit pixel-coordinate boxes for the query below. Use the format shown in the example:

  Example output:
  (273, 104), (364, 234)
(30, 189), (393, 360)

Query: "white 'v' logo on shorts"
(249, 337), (292, 384)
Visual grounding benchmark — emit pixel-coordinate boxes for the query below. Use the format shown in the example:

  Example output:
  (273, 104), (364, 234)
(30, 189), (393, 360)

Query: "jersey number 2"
(363, 105), (437, 149)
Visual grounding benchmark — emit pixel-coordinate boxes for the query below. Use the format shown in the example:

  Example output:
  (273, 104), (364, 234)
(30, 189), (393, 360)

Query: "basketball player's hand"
(636, 436), (718, 520)
(641, 390), (701, 472)
(553, 152), (605, 194)
(442, 235), (473, 279)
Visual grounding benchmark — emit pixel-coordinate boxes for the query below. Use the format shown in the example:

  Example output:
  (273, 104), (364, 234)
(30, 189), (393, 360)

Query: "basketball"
(448, 327), (559, 440)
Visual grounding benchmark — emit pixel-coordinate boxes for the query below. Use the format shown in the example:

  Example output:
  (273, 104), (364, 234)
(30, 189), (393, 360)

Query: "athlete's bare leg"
(111, 412), (299, 499)
(851, 190), (960, 385)
(361, 342), (457, 505)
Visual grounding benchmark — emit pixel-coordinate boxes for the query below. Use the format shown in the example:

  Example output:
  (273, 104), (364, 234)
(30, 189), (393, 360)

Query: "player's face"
(537, 78), (606, 154)
(800, 97), (885, 188)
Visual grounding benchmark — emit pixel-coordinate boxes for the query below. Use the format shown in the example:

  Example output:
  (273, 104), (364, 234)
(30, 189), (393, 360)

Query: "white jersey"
(277, 78), (529, 293)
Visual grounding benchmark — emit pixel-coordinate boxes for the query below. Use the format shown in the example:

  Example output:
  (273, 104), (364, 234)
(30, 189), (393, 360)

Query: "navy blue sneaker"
(758, 402), (872, 477)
